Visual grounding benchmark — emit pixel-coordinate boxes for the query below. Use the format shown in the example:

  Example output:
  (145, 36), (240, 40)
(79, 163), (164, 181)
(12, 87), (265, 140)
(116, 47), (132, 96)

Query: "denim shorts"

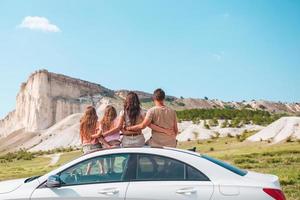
(121, 135), (145, 147)
(82, 143), (102, 155)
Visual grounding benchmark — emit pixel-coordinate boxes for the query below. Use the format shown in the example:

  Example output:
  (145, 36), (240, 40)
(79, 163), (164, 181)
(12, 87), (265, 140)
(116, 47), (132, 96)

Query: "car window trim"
(201, 154), (248, 176)
(38, 152), (211, 189)
(38, 153), (132, 188)
(131, 153), (210, 182)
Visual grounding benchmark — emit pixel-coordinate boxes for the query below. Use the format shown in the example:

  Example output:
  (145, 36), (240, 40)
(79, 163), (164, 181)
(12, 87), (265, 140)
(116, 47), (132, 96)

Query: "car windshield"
(201, 155), (248, 176)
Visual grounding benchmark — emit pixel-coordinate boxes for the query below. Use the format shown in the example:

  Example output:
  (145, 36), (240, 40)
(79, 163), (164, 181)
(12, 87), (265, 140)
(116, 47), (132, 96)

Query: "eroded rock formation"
(0, 70), (114, 137)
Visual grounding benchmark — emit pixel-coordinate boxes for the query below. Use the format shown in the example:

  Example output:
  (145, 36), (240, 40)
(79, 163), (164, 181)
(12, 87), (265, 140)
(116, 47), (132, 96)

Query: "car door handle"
(98, 188), (119, 195)
(176, 188), (197, 195)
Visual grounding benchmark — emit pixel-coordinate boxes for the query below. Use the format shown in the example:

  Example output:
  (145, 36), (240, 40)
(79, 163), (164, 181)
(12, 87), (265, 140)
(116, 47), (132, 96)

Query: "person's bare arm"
(102, 116), (124, 137)
(126, 117), (151, 131)
(174, 116), (179, 135)
(91, 121), (102, 139)
(122, 129), (141, 135)
(148, 124), (175, 135)
(98, 136), (111, 147)
(91, 123), (102, 139)
(91, 129), (101, 139)
(80, 134), (83, 143)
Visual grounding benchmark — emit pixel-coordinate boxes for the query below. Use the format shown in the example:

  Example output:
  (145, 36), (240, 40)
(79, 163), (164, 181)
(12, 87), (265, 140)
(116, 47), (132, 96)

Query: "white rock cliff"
(0, 70), (113, 137)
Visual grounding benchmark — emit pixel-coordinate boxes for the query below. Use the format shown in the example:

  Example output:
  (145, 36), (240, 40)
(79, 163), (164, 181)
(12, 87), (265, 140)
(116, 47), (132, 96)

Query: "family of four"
(79, 88), (178, 155)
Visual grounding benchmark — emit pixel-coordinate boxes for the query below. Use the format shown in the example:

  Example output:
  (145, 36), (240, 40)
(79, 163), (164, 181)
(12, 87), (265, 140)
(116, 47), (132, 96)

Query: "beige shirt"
(146, 106), (177, 147)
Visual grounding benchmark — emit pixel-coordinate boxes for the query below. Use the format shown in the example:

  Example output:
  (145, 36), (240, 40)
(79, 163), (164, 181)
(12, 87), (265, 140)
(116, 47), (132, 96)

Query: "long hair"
(80, 106), (98, 141)
(124, 92), (141, 125)
(100, 105), (117, 132)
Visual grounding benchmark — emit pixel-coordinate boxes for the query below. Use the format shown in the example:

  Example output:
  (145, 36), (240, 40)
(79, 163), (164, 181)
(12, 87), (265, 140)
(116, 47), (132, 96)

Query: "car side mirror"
(46, 175), (61, 188)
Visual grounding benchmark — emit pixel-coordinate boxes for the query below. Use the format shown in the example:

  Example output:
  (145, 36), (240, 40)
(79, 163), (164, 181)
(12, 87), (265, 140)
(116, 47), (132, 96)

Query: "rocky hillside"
(247, 117), (300, 143)
(0, 70), (115, 137)
(117, 92), (300, 114)
(0, 69), (299, 152)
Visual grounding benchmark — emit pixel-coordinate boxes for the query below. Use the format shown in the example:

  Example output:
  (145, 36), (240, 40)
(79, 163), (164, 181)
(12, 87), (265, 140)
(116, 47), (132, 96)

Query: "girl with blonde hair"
(80, 106), (102, 153)
(92, 105), (121, 147)
(80, 106), (107, 174)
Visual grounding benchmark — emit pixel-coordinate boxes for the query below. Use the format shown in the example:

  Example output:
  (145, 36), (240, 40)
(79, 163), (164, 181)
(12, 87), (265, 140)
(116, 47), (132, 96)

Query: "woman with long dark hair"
(102, 91), (172, 147)
(120, 91), (146, 147)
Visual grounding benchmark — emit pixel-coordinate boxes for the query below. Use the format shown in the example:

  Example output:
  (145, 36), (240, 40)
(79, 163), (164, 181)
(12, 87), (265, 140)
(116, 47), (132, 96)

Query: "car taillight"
(263, 188), (286, 200)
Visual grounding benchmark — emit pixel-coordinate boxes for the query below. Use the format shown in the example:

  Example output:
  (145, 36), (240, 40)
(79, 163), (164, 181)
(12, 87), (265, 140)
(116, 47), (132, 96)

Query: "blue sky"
(0, 0), (299, 118)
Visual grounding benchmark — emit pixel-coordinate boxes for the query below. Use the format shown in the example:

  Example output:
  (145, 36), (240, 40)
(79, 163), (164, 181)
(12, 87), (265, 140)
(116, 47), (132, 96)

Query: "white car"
(0, 147), (285, 200)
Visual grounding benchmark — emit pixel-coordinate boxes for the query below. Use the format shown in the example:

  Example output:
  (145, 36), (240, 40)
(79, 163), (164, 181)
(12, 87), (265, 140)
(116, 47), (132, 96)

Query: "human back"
(80, 106), (102, 154)
(147, 106), (177, 130)
(99, 105), (121, 147)
(124, 89), (179, 147)
(121, 92), (145, 147)
(146, 89), (178, 147)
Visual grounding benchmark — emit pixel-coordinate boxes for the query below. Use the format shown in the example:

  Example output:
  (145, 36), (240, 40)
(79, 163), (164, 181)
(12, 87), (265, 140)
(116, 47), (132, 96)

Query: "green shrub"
(286, 136), (294, 143)
(266, 158), (282, 163)
(244, 104), (252, 109)
(0, 149), (34, 162)
(211, 132), (220, 139)
(176, 102), (185, 106)
(234, 158), (258, 164)
(236, 130), (251, 142)
(176, 108), (285, 126)
(208, 118), (218, 127)
(221, 119), (229, 128)
(280, 178), (297, 186)
(203, 120), (210, 129)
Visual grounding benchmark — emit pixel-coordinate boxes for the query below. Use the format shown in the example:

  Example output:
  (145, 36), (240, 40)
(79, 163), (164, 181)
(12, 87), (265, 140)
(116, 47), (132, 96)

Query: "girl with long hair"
(80, 106), (105, 174)
(92, 105), (121, 147)
(92, 105), (121, 172)
(101, 91), (173, 147)
(80, 106), (102, 153)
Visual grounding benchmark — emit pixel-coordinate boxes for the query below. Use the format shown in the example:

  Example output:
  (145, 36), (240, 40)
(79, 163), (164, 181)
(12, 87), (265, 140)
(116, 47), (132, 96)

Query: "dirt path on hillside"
(44, 153), (61, 166)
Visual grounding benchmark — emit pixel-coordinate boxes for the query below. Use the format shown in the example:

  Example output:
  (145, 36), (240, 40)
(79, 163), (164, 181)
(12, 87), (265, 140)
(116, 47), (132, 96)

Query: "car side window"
(136, 154), (185, 181)
(186, 165), (209, 181)
(59, 154), (129, 186)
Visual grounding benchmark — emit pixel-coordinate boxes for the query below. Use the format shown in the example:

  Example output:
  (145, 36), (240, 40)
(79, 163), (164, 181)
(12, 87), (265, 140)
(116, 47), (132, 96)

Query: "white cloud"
(211, 51), (225, 61)
(18, 16), (61, 32)
(212, 54), (222, 60)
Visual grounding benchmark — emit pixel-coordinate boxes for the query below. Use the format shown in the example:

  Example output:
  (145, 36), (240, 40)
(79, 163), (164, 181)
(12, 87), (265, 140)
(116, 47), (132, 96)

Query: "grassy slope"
(178, 139), (300, 200)
(0, 156), (51, 181)
(0, 151), (82, 181)
(0, 141), (299, 200)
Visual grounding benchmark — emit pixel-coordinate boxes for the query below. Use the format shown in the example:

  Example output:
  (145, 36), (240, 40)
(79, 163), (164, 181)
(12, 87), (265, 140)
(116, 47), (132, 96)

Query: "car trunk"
(245, 171), (281, 188)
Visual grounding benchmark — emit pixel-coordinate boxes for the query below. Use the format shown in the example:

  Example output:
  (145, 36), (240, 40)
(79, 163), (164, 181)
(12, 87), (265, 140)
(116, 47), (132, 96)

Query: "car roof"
(83, 146), (202, 158)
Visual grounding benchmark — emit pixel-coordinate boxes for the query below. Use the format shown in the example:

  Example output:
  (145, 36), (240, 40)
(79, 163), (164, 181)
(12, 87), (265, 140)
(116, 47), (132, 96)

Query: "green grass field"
(178, 138), (300, 200)
(0, 139), (299, 200)
(0, 150), (82, 181)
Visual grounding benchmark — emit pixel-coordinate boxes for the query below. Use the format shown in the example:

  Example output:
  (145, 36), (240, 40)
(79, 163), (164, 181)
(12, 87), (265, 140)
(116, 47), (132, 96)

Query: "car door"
(125, 154), (214, 200)
(31, 153), (130, 200)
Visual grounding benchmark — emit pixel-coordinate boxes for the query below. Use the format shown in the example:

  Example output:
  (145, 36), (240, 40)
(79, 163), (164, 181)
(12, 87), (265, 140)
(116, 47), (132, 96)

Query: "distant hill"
(0, 69), (299, 152)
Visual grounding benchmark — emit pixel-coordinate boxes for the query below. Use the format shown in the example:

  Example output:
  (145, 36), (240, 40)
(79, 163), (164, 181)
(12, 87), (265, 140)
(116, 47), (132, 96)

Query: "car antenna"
(187, 147), (197, 152)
